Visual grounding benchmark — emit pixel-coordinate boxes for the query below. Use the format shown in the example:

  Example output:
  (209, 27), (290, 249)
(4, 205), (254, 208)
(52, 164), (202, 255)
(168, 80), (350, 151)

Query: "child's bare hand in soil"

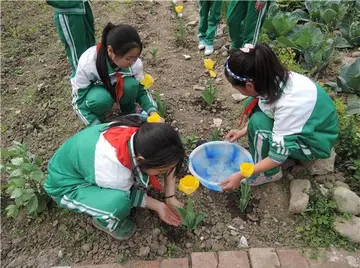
(156, 202), (181, 226)
(165, 196), (184, 208)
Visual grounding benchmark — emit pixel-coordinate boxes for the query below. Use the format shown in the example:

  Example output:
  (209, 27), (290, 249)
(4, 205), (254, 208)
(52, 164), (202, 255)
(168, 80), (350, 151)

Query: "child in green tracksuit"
(219, 44), (338, 190)
(71, 23), (161, 126)
(44, 116), (184, 240)
(46, 0), (95, 74)
(227, 0), (269, 51)
(198, 0), (223, 56)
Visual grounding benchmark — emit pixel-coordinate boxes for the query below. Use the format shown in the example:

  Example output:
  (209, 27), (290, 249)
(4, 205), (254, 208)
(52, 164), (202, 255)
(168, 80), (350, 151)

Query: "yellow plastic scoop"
(147, 113), (161, 123)
(240, 162), (254, 177)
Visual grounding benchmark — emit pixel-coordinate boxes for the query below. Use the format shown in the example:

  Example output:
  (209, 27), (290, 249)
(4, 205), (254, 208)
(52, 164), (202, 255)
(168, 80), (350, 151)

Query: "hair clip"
(240, 43), (255, 53)
(224, 58), (253, 83)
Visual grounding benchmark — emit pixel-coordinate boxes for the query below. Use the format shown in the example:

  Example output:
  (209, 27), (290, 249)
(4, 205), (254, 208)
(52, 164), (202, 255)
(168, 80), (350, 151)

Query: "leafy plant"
(153, 91), (167, 117)
(174, 196), (204, 230)
(201, 79), (216, 106)
(150, 47), (158, 59)
(175, 18), (185, 45)
(1, 142), (47, 218)
(237, 184), (251, 212)
(347, 159), (360, 195)
(296, 191), (359, 250)
(276, 0), (305, 12)
(273, 45), (305, 74)
(263, 8), (300, 39)
(210, 129), (221, 141)
(336, 59), (360, 96)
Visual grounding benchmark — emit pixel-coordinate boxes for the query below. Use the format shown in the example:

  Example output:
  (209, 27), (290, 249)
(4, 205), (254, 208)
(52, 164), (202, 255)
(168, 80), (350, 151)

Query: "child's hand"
(165, 196), (184, 208)
(219, 172), (244, 191)
(156, 202), (181, 226)
(225, 129), (246, 142)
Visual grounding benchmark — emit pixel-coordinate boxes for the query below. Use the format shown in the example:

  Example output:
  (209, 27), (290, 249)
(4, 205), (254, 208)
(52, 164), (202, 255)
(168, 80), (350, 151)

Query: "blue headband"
(224, 58), (253, 83)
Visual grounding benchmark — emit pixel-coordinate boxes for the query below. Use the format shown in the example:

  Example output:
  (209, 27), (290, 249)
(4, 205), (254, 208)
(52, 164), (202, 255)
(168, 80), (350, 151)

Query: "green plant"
(174, 196), (205, 230)
(153, 91), (167, 117)
(273, 45), (305, 74)
(237, 183), (251, 212)
(210, 129), (221, 141)
(336, 59), (360, 96)
(175, 18), (185, 45)
(1, 142), (47, 218)
(150, 47), (158, 59)
(167, 242), (179, 258)
(276, 0), (305, 12)
(182, 135), (200, 154)
(296, 191), (358, 250)
(347, 159), (360, 195)
(201, 79), (216, 106)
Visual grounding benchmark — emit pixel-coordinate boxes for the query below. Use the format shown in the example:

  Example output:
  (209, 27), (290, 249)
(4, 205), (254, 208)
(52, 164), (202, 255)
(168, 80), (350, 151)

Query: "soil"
(0, 1), (356, 268)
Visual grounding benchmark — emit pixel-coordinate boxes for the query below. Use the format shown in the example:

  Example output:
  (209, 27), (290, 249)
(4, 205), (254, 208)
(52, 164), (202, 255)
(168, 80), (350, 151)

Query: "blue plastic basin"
(188, 141), (254, 192)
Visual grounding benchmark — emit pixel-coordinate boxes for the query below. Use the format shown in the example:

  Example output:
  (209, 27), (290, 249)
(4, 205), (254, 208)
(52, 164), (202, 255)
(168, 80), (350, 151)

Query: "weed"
(201, 79), (216, 106)
(1, 141), (47, 218)
(167, 242), (179, 258)
(153, 91), (166, 118)
(296, 191), (360, 250)
(237, 183), (251, 212)
(274, 46), (306, 74)
(175, 18), (185, 46)
(150, 47), (158, 59)
(182, 135), (199, 151)
(210, 129), (221, 141)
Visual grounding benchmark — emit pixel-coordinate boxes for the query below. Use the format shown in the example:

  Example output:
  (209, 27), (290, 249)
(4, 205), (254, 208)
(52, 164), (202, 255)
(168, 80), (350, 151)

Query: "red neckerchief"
(238, 98), (259, 127)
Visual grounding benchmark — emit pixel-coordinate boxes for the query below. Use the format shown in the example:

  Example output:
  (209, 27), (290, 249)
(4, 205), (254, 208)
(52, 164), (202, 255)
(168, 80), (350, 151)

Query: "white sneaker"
(241, 170), (283, 186)
(198, 40), (206, 50)
(204, 45), (214, 56)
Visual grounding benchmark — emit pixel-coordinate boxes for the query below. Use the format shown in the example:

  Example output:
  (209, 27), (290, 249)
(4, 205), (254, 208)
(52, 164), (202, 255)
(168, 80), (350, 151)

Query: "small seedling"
(210, 129), (221, 141)
(153, 91), (167, 117)
(175, 18), (185, 45)
(174, 196), (205, 230)
(201, 79), (216, 106)
(150, 47), (158, 59)
(237, 183), (251, 212)
(182, 135), (199, 150)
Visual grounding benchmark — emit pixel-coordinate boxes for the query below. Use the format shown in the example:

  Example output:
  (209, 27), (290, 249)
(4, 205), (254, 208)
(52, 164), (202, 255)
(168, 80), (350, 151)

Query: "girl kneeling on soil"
(44, 116), (184, 240)
(71, 22), (162, 126)
(220, 44), (338, 191)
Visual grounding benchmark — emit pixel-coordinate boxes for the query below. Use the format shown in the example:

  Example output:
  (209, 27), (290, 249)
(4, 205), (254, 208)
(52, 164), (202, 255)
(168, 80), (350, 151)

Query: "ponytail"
(96, 23), (143, 101)
(104, 115), (185, 175)
(225, 43), (288, 103)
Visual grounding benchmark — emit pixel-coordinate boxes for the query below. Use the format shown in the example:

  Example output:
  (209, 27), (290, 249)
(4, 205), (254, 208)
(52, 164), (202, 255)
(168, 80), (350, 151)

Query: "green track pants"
(54, 2), (95, 74)
(198, 0), (223, 45)
(227, 0), (269, 50)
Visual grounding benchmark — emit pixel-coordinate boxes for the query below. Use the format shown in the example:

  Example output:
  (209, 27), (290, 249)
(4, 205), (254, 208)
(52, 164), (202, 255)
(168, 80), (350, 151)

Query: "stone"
(222, 51), (229, 57)
(186, 20), (197, 26)
(300, 149), (336, 175)
(185, 242), (193, 249)
(184, 92), (191, 98)
(193, 85), (205, 91)
(230, 230), (239, 236)
(218, 251), (250, 268)
(139, 246), (150, 257)
(183, 54), (191, 60)
(81, 243), (92, 253)
(351, 51), (360, 58)
(152, 228), (161, 236)
(58, 250), (63, 258)
(215, 222), (226, 233)
(334, 181), (350, 189)
(249, 248), (280, 268)
(214, 38), (226, 50)
(332, 187), (360, 215)
(171, 120), (177, 127)
(237, 236), (249, 248)
(232, 93), (247, 102)
(289, 179), (311, 214)
(157, 245), (167, 256)
(334, 216), (360, 243)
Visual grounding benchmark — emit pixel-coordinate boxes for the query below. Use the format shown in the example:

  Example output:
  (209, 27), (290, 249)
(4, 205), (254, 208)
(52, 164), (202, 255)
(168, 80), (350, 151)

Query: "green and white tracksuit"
(44, 124), (150, 232)
(227, 0), (269, 50)
(198, 0), (223, 45)
(47, 0), (95, 74)
(71, 46), (157, 126)
(244, 72), (338, 185)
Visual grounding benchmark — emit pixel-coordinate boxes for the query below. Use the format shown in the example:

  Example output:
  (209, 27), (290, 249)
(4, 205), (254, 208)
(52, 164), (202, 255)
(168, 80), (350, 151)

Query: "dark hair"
(107, 115), (185, 175)
(224, 43), (288, 103)
(96, 23), (143, 100)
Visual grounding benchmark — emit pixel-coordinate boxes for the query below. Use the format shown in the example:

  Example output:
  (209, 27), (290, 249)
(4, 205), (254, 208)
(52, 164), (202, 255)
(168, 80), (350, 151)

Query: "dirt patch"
(1, 1), (344, 267)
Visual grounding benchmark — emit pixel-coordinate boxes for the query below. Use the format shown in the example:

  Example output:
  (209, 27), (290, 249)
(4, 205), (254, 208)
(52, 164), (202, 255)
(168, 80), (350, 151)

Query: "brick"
(306, 248), (359, 268)
(277, 249), (310, 268)
(249, 248), (280, 268)
(73, 265), (124, 268)
(125, 260), (160, 268)
(191, 252), (218, 268)
(161, 258), (188, 268)
(218, 251), (250, 268)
